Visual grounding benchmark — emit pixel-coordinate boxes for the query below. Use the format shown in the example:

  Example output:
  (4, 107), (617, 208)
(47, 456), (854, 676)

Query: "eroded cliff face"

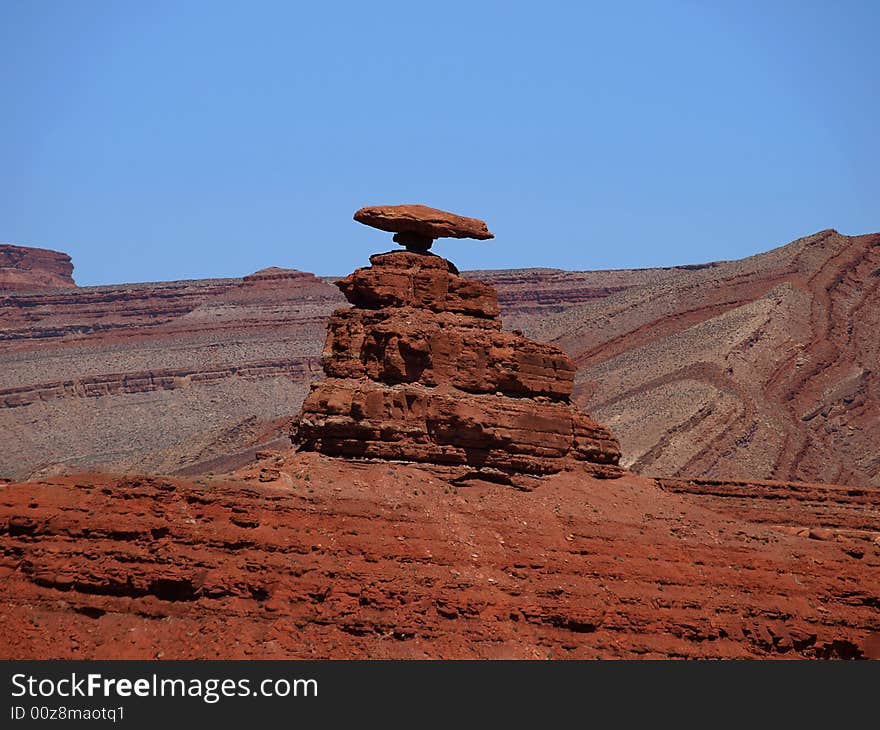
(0, 244), (75, 292)
(293, 251), (621, 480)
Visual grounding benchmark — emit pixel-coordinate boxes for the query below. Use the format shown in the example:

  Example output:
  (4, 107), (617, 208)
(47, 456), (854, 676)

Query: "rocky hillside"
(533, 229), (880, 487)
(1, 229), (878, 488)
(1, 217), (877, 661)
(1, 452), (877, 659)
(0, 260), (342, 478)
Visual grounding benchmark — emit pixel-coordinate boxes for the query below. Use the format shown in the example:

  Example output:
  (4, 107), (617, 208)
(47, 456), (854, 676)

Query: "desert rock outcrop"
(2, 461), (877, 659)
(293, 225), (621, 479)
(0, 244), (76, 291)
(4, 228), (880, 488)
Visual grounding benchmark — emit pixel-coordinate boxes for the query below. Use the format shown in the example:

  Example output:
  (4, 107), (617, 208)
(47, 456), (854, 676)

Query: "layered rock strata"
(0, 244), (76, 291)
(0, 265), (342, 479)
(3, 462), (878, 659)
(294, 250), (622, 478)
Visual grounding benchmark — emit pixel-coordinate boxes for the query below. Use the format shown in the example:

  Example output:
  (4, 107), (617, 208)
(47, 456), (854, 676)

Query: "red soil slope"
(1, 452), (877, 659)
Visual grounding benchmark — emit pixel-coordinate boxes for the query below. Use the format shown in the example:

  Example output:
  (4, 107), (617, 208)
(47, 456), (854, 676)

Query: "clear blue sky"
(2, 1), (877, 285)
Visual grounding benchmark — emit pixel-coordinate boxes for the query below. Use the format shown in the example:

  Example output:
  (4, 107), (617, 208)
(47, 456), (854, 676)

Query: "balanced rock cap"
(354, 204), (494, 252)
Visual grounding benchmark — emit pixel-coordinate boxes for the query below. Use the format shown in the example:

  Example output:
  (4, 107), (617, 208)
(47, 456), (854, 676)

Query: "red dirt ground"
(2, 451), (877, 659)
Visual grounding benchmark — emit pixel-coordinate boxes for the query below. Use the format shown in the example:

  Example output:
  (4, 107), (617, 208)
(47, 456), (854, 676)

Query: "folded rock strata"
(293, 250), (622, 478)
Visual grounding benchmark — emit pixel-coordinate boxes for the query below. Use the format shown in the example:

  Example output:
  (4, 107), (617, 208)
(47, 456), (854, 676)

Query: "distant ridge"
(0, 243), (76, 292)
(1, 229), (878, 489)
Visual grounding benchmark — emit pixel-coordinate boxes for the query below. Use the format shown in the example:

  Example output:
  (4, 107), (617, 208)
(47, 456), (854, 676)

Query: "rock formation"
(293, 208), (621, 481)
(241, 266), (324, 286)
(354, 204), (494, 252)
(0, 243), (76, 291)
(2, 222), (879, 661)
(5, 228), (880, 488)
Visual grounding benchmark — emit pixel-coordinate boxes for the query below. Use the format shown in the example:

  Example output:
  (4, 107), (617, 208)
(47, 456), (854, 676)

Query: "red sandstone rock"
(295, 378), (620, 476)
(354, 204), (494, 252)
(1, 227), (879, 661)
(0, 244), (75, 291)
(4, 228), (880, 489)
(336, 251), (499, 317)
(0, 458), (877, 659)
(241, 266), (324, 285)
(293, 249), (622, 477)
(323, 309), (574, 398)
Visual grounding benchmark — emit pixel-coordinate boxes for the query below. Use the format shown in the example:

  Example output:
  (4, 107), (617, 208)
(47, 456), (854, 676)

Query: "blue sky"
(2, 1), (877, 285)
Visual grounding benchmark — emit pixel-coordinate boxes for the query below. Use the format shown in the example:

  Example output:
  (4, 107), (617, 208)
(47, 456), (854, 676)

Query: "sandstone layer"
(293, 251), (621, 479)
(0, 244), (76, 291)
(1, 453), (877, 659)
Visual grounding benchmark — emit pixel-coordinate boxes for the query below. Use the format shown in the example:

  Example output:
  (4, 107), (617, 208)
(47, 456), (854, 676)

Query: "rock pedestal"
(293, 250), (623, 480)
